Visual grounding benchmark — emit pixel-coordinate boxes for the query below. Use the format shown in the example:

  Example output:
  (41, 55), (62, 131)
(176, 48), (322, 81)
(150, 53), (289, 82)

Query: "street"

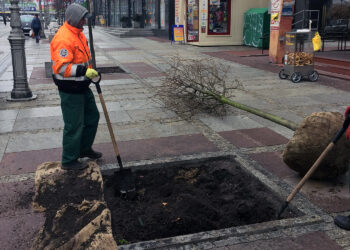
(1, 24), (350, 249)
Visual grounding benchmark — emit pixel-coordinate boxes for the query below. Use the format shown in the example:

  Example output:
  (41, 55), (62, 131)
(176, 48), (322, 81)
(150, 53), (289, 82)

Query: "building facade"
(175, 0), (269, 46)
(94, 0), (174, 38)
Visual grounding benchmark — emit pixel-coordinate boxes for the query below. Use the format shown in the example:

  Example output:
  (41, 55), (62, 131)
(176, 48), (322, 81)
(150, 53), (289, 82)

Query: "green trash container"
(243, 8), (270, 49)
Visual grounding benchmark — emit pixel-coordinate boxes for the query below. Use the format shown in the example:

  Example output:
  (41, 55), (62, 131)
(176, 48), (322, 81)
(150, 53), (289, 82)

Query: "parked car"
(0, 16), (3, 22)
(20, 15), (34, 36)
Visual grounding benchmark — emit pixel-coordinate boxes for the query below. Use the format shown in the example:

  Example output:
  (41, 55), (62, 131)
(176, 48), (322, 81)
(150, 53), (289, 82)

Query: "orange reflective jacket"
(50, 22), (92, 81)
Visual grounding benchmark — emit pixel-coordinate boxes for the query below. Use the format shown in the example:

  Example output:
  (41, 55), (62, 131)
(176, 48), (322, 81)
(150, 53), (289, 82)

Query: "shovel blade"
(115, 168), (135, 195)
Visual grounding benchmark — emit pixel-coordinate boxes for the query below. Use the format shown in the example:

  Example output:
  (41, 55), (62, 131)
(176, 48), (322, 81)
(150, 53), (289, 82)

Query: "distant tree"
(329, 3), (350, 20)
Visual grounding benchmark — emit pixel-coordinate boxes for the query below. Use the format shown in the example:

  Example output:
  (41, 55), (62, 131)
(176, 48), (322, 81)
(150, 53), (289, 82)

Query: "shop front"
(176, 0), (268, 46)
(96, 0), (174, 38)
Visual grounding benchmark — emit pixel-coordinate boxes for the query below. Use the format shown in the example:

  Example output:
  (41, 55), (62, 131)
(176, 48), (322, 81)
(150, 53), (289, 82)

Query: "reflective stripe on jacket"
(50, 22), (92, 81)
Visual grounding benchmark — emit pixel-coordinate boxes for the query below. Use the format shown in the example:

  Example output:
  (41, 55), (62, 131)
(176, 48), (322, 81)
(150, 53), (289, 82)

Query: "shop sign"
(172, 25), (185, 42)
(210, 0), (220, 5)
(282, 1), (294, 16)
(175, 0), (180, 25)
(201, 0), (207, 27)
(270, 0), (283, 30)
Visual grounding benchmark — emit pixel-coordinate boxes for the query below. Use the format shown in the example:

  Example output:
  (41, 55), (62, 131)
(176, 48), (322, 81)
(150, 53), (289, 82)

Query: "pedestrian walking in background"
(50, 3), (102, 171)
(31, 14), (41, 43)
(3, 15), (7, 26)
(92, 13), (95, 28)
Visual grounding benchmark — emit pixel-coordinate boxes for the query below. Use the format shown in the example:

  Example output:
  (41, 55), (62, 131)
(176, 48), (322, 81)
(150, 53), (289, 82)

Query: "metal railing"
(292, 10), (320, 31)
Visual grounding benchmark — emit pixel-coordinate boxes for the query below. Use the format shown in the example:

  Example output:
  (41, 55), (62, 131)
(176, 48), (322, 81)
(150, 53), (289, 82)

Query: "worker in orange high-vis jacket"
(51, 3), (102, 171)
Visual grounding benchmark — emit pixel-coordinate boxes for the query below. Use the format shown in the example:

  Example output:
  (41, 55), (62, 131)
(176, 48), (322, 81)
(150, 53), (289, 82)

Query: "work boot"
(61, 160), (88, 171)
(80, 149), (103, 159)
(334, 215), (350, 230)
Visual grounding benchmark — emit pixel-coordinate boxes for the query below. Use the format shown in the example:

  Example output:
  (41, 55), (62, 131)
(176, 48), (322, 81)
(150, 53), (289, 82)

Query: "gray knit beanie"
(65, 3), (90, 28)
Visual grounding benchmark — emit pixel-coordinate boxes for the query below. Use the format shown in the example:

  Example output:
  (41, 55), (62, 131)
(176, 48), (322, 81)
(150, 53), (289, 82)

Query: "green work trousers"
(59, 89), (100, 164)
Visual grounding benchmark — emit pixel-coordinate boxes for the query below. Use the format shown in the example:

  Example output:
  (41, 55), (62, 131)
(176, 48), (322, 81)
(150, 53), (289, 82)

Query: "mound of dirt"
(31, 200), (118, 250)
(283, 112), (350, 180)
(104, 159), (298, 244)
(32, 161), (104, 212)
(32, 162), (118, 249)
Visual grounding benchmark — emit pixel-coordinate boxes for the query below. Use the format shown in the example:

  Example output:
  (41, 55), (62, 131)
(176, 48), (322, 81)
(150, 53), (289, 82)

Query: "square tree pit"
(104, 158), (299, 245)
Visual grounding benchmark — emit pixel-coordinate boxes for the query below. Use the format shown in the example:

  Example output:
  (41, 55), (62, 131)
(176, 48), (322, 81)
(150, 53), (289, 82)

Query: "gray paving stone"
(100, 78), (138, 86)
(0, 82), (14, 93)
(197, 114), (263, 132)
(127, 108), (177, 121)
(271, 95), (324, 107)
(6, 131), (62, 153)
(13, 116), (64, 132)
(309, 93), (350, 105)
(94, 120), (198, 143)
(0, 109), (18, 121)
(99, 110), (132, 123)
(0, 120), (15, 133)
(232, 98), (280, 111)
(17, 106), (62, 119)
(0, 134), (9, 163)
(0, 71), (14, 81)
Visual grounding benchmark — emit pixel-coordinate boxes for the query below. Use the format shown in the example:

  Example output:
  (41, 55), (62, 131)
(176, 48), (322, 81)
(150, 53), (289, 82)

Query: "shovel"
(91, 74), (135, 195)
(85, 5), (135, 196)
(277, 114), (350, 219)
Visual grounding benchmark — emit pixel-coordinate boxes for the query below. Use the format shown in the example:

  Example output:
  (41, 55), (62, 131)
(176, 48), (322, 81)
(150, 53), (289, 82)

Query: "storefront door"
(145, 0), (156, 28)
(186, 0), (199, 42)
(208, 0), (231, 35)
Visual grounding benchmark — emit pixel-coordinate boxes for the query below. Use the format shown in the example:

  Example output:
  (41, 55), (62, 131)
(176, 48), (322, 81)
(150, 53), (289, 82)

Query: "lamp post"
(44, 0), (49, 29)
(7, 0), (36, 101)
(38, 0), (46, 38)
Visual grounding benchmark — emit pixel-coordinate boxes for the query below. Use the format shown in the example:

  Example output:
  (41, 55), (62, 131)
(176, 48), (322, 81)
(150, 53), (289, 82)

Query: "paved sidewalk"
(1, 26), (350, 249)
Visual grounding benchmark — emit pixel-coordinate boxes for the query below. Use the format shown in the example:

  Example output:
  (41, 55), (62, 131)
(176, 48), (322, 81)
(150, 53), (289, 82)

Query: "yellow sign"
(174, 27), (184, 42)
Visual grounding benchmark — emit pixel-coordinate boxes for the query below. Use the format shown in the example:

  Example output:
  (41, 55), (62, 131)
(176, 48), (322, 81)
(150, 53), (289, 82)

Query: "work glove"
(85, 68), (98, 79)
(344, 106), (350, 139)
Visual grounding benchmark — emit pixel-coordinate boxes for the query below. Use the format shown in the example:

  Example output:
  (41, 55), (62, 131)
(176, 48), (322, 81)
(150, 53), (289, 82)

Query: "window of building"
(208, 0), (231, 35)
(187, 0), (199, 41)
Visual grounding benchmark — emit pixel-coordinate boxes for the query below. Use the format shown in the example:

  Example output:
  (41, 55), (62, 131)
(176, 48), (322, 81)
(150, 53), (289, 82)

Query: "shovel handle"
(91, 72), (102, 93)
(94, 73), (124, 169)
(286, 142), (334, 202)
(286, 114), (350, 203)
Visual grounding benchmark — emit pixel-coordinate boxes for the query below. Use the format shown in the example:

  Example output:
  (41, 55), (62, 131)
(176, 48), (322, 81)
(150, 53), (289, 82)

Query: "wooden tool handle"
(98, 93), (121, 159)
(286, 142), (335, 202)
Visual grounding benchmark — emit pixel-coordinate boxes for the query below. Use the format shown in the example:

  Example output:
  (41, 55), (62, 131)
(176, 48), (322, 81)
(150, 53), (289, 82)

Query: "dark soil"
(104, 159), (298, 244)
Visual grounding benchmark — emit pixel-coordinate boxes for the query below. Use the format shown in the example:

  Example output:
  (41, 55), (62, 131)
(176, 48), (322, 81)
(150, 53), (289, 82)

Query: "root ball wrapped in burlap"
(283, 112), (350, 180)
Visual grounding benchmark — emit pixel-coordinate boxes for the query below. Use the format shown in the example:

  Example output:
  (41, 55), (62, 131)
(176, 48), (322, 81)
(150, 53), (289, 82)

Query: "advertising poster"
(270, 0), (283, 30)
(173, 26), (184, 42)
(175, 0), (180, 25)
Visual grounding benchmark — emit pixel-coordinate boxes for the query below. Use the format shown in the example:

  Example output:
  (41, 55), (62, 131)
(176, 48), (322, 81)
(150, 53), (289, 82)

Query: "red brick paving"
(315, 50), (350, 62)
(205, 50), (350, 91)
(0, 148), (62, 176)
(248, 151), (350, 213)
(217, 232), (342, 250)
(29, 78), (53, 84)
(146, 36), (170, 43)
(248, 151), (296, 178)
(219, 128), (289, 148)
(100, 73), (132, 80)
(30, 67), (46, 78)
(29, 67), (52, 85)
(0, 212), (44, 250)
(0, 177), (40, 250)
(0, 180), (35, 217)
(0, 134), (218, 175)
(307, 189), (350, 213)
(122, 62), (163, 78)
